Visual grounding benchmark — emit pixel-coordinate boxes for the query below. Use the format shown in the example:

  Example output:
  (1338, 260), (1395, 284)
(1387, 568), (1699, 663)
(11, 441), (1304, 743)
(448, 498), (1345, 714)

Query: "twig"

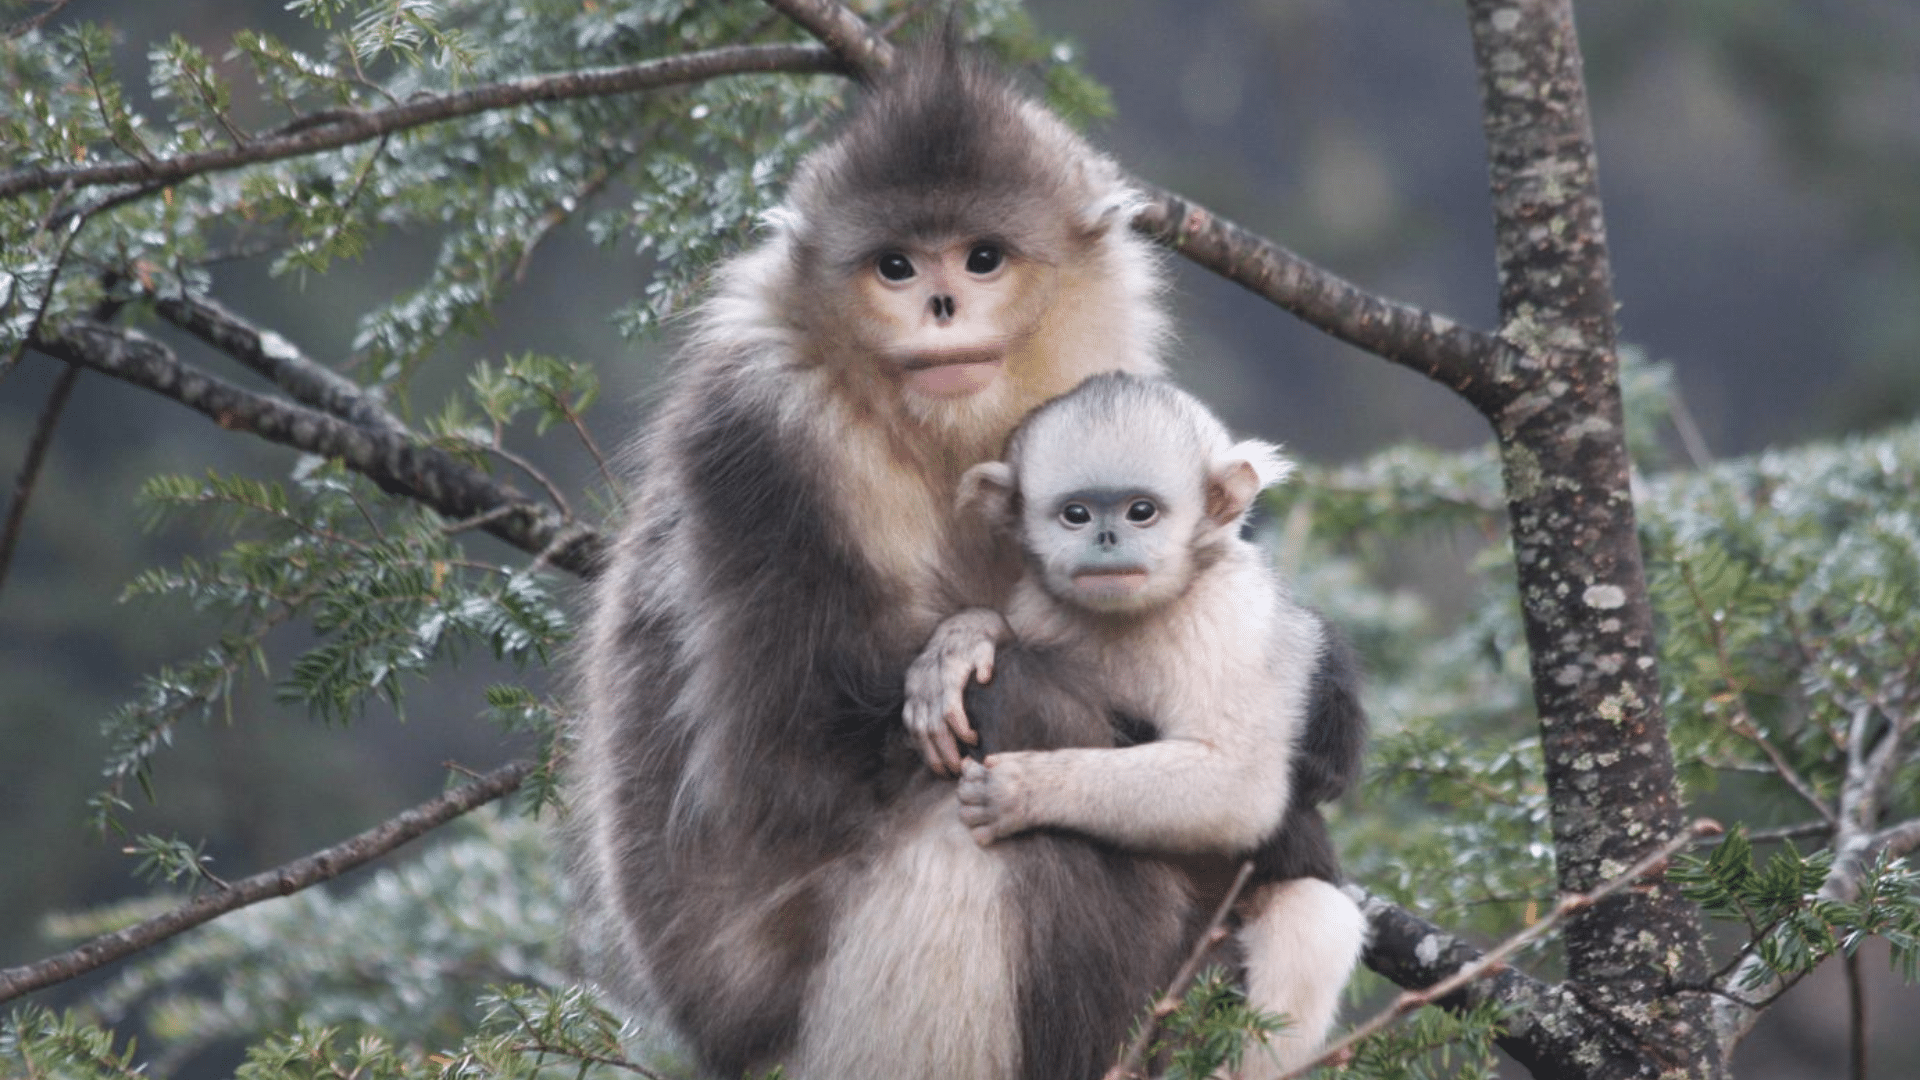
(0, 364), (81, 599)
(1, 44), (844, 199)
(1679, 558), (1837, 828)
(1745, 821), (1831, 845)
(1288, 821), (1721, 1080)
(28, 319), (603, 578)
(0, 759), (534, 1002)
(1101, 861), (1255, 1080)
(3, 178), (84, 379)
(3, 0), (76, 39)
(1845, 948), (1867, 1080)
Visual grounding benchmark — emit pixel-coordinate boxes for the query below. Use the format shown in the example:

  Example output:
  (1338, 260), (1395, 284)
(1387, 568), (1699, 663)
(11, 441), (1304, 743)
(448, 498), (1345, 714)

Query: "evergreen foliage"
(3, 0), (1916, 1077)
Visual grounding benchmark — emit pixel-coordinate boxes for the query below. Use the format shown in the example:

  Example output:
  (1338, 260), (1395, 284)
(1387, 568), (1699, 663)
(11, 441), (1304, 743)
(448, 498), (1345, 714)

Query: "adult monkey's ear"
(957, 460), (1018, 529)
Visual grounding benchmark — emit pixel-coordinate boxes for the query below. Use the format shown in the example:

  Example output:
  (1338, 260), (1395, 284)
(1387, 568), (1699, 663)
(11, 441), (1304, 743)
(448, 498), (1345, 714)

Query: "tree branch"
(0, 44), (843, 200)
(1328, 822), (1719, 1080)
(149, 294), (409, 436)
(761, 0), (894, 80)
(30, 320), (603, 578)
(1129, 185), (1511, 413)
(0, 364), (80, 599)
(0, 759), (534, 1003)
(1358, 889), (1646, 1080)
(2, 0), (76, 40)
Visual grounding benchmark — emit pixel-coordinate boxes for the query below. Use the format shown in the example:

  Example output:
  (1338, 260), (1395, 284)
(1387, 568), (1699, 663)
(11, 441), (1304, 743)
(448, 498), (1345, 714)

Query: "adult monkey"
(568, 43), (1364, 1080)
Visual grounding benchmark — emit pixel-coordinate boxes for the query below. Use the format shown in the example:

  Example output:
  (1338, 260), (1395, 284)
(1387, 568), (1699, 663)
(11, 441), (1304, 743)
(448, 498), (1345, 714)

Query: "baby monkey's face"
(1023, 473), (1204, 615)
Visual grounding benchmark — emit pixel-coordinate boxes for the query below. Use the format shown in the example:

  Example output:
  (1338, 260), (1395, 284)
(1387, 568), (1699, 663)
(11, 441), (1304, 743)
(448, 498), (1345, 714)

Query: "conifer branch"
(30, 320), (603, 577)
(0, 44), (842, 199)
(0, 760), (534, 1003)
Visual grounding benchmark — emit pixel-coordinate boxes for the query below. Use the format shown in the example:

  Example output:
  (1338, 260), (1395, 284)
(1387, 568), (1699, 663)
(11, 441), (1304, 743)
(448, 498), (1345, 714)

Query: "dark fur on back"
(1246, 621), (1368, 886)
(965, 646), (1196, 1080)
(586, 373), (903, 1074)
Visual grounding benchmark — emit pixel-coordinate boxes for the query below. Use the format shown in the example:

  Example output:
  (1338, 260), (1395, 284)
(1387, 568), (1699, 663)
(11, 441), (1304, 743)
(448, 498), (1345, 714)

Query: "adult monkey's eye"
(876, 252), (916, 282)
(966, 243), (1004, 275)
(1125, 499), (1158, 524)
(1060, 503), (1092, 527)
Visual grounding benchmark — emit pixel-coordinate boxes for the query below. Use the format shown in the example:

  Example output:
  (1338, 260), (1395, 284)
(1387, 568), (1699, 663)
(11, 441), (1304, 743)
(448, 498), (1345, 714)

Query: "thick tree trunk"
(1462, 2), (1723, 1076)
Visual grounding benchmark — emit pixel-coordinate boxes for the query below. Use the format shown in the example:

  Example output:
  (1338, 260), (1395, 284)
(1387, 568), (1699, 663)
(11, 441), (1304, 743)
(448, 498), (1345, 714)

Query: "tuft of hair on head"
(1225, 438), (1295, 491)
(781, 35), (1138, 264)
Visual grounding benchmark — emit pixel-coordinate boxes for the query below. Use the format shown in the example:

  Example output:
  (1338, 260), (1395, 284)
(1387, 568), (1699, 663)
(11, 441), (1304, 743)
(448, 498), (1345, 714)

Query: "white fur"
(975, 551), (1317, 854)
(1234, 879), (1367, 1079)
(1227, 438), (1295, 490)
(789, 795), (1019, 1080)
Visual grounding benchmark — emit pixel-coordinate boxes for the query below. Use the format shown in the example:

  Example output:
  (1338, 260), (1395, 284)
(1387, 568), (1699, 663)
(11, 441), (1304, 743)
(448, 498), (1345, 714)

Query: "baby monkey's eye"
(1125, 499), (1158, 524)
(876, 252), (916, 282)
(1060, 503), (1092, 527)
(966, 243), (1004, 275)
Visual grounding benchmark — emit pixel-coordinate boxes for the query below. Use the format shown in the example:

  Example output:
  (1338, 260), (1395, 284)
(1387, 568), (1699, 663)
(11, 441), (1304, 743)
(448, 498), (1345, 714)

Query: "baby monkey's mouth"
(1071, 569), (1150, 598)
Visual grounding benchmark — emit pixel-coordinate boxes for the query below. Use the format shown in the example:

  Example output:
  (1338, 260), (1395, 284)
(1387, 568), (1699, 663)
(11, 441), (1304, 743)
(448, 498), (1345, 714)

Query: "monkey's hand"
(956, 755), (1034, 845)
(903, 609), (1008, 775)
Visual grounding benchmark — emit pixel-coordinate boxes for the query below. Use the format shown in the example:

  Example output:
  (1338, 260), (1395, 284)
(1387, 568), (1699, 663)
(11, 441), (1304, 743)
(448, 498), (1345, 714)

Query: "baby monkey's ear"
(957, 460), (1019, 529)
(1205, 440), (1293, 527)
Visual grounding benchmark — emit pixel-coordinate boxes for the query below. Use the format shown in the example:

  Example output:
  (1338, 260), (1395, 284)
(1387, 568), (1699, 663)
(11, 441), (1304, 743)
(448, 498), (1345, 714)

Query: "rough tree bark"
(1463, 2), (1721, 1077)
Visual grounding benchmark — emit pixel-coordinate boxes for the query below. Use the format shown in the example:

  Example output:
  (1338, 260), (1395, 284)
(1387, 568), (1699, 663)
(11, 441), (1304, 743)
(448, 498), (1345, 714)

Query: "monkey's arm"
(957, 735), (1291, 855)
(903, 607), (1011, 775)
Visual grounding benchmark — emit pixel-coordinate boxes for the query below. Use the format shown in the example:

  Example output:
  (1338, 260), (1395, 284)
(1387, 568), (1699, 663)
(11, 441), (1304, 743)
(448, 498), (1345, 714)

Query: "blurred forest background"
(3, 0), (1917, 1077)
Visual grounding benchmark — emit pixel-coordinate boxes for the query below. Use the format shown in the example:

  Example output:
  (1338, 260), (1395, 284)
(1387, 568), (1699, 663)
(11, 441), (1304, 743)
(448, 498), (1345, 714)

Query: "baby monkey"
(904, 371), (1364, 1076)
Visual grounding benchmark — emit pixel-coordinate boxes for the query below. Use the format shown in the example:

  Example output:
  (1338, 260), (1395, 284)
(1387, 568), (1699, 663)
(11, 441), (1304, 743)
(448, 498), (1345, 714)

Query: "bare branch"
(762, 0), (894, 80)
(30, 320), (604, 578)
(150, 294), (409, 436)
(1129, 185), (1510, 412)
(0, 44), (843, 199)
(0, 364), (80, 599)
(3, 0), (77, 40)
(1874, 818), (1920, 860)
(0, 759), (534, 1003)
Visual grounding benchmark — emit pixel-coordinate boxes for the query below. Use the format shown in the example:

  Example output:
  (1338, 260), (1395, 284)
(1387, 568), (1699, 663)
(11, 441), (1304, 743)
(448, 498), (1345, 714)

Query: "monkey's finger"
(914, 730), (955, 775)
(932, 729), (967, 775)
(944, 705), (978, 746)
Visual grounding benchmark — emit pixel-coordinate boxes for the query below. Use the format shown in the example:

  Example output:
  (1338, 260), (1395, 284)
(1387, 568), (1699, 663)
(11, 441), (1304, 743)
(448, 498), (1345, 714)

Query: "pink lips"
(901, 351), (1003, 398)
(1071, 569), (1149, 602)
